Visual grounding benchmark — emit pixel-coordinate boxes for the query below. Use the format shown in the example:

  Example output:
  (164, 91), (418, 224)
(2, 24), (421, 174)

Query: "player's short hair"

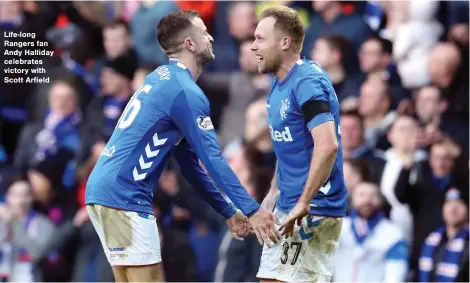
(260, 6), (305, 53)
(320, 35), (350, 63)
(157, 10), (201, 55)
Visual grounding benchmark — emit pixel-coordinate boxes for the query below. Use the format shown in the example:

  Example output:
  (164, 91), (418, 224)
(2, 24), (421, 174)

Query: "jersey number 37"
(116, 84), (153, 129)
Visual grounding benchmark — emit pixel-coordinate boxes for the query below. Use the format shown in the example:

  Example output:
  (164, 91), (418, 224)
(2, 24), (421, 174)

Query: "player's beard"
(197, 45), (215, 65)
(258, 52), (282, 74)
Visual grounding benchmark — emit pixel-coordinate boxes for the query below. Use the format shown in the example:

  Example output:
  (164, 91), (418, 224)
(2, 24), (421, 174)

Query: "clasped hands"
(227, 203), (309, 247)
(227, 209), (253, 240)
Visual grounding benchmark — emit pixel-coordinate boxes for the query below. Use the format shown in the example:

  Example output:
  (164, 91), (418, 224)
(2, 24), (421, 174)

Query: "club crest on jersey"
(197, 116), (214, 130)
(280, 98), (290, 120)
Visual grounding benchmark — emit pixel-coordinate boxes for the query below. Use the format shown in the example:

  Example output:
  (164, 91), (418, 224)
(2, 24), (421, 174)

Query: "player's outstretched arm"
(173, 139), (236, 219)
(170, 90), (281, 246)
(170, 90), (259, 217)
(174, 140), (252, 239)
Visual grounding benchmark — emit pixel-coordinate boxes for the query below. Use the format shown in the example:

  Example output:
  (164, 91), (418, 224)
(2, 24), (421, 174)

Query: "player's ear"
(184, 37), (196, 53)
(281, 36), (291, 51)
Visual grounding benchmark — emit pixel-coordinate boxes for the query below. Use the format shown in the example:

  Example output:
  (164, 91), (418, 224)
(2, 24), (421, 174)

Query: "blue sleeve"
(174, 140), (236, 220)
(385, 240), (408, 261)
(170, 90), (260, 217)
(294, 75), (334, 132)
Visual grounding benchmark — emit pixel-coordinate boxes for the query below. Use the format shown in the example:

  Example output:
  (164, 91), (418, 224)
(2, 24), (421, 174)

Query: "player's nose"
(251, 42), (258, 51)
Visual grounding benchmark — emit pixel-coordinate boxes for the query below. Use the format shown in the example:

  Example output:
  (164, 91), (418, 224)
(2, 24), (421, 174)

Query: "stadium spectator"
(418, 187), (469, 282)
(242, 98), (276, 173)
(414, 86), (469, 152)
(339, 110), (375, 161)
(446, 2), (469, 72)
(428, 43), (469, 125)
(390, 0), (443, 89)
(343, 159), (371, 212)
(375, 115), (427, 241)
(13, 77), (81, 180)
(311, 35), (360, 102)
(0, 1), (58, 154)
(130, 0), (179, 66)
(78, 53), (136, 165)
(0, 180), (57, 282)
(333, 182), (408, 282)
(394, 140), (463, 281)
(358, 36), (408, 108)
(92, 19), (136, 83)
(200, 38), (271, 149)
(31, 23), (96, 122)
(358, 77), (395, 149)
(303, 1), (373, 64)
(207, 1), (257, 72)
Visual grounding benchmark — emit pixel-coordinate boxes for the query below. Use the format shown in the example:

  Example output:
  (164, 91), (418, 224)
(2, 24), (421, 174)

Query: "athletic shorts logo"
(197, 116), (214, 130)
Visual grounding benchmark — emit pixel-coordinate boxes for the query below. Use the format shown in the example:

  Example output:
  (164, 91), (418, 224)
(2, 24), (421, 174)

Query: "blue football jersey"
(85, 61), (260, 218)
(268, 58), (347, 217)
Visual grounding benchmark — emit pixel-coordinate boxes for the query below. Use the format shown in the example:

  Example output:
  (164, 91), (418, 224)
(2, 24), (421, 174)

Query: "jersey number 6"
(116, 84), (153, 129)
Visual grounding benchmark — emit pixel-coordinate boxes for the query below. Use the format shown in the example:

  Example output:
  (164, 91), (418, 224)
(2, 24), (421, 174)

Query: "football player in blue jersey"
(251, 6), (347, 282)
(85, 10), (280, 282)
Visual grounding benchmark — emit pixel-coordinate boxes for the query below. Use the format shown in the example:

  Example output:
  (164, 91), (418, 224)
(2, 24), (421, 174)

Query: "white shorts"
(86, 204), (162, 266)
(257, 208), (343, 282)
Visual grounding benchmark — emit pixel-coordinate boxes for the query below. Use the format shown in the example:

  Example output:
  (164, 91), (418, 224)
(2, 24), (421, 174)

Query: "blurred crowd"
(0, 1), (468, 282)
